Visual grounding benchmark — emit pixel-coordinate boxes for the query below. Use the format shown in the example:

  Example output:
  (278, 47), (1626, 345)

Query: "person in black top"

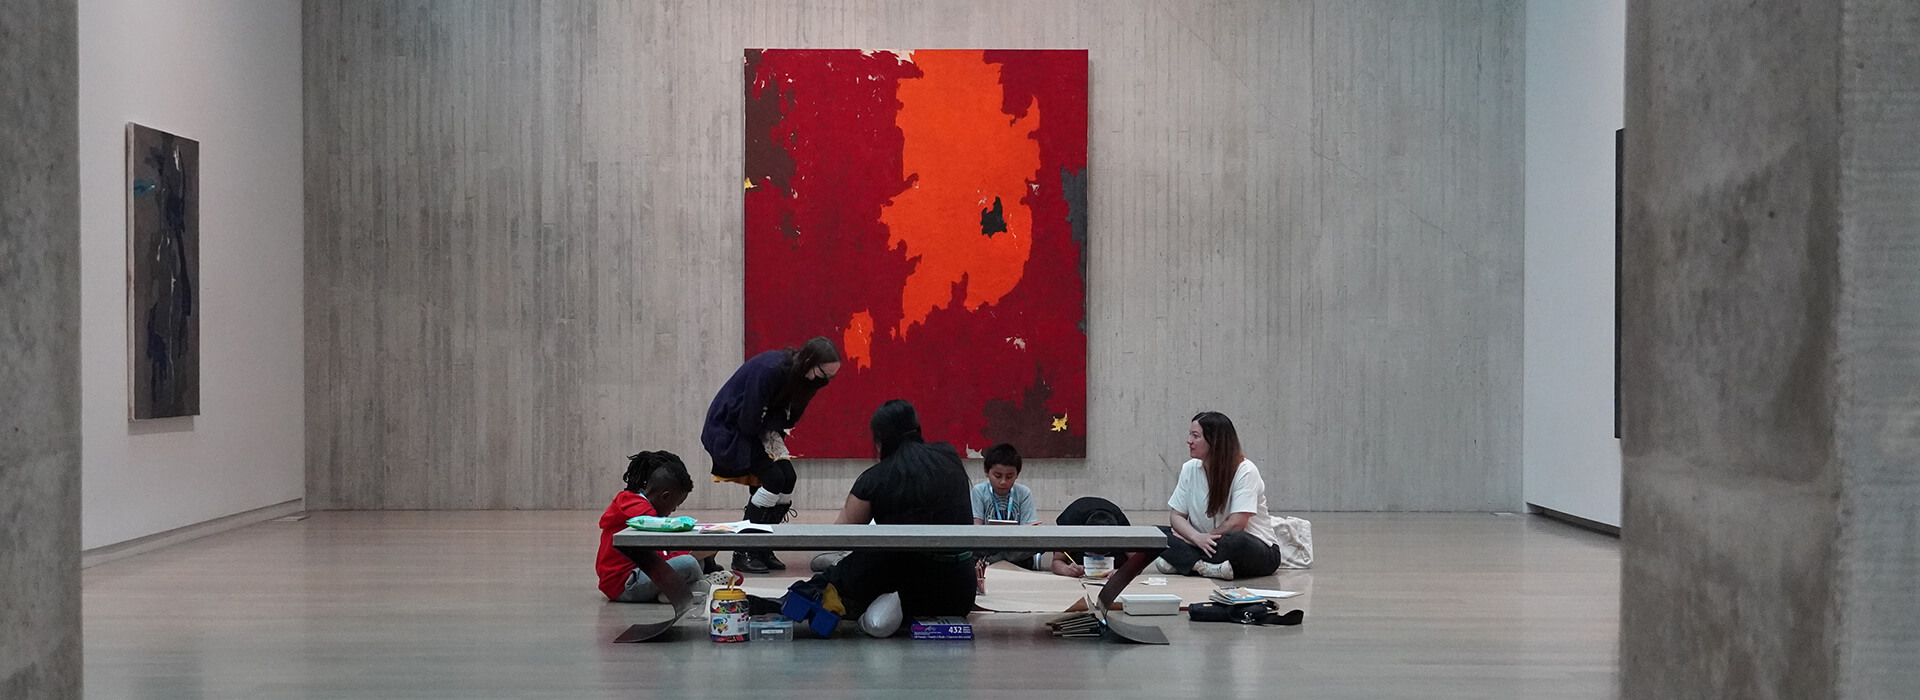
(823, 399), (976, 636)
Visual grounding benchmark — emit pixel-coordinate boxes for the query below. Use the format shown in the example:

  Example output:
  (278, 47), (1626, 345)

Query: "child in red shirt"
(597, 451), (723, 602)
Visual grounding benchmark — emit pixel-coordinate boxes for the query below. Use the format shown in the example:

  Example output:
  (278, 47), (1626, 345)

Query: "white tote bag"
(1271, 515), (1313, 569)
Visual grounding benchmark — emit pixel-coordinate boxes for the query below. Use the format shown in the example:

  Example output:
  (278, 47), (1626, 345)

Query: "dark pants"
(981, 550), (1041, 570)
(825, 551), (977, 618)
(713, 433), (797, 494)
(747, 458), (797, 494)
(1157, 526), (1281, 579)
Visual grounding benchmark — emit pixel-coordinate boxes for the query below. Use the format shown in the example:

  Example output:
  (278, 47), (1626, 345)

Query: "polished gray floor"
(84, 511), (1618, 699)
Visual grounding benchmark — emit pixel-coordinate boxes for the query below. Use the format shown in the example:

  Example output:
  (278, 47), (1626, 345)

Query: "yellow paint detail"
(744, 178), (756, 189)
(1051, 414), (1068, 432)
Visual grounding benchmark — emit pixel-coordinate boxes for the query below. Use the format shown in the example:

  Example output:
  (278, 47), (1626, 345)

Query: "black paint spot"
(979, 196), (1008, 238)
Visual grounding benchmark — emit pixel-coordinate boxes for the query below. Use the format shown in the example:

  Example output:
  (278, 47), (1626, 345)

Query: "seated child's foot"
(1193, 560), (1235, 580)
(859, 592), (904, 638)
(1149, 557), (1178, 575)
(811, 551), (849, 572)
(703, 569), (744, 589)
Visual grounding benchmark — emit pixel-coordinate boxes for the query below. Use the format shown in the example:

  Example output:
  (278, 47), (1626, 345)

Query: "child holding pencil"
(1043, 496), (1131, 578)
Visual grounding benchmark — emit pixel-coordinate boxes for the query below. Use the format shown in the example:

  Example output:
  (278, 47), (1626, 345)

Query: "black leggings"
(826, 551), (976, 618)
(748, 458), (797, 494)
(1157, 526), (1281, 579)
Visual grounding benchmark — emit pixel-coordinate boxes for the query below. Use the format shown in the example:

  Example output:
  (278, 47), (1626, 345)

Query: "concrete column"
(0, 1), (82, 698)
(1620, 0), (1919, 698)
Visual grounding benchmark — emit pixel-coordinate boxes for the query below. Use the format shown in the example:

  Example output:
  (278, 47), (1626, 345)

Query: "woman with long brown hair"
(702, 336), (841, 573)
(1155, 411), (1282, 580)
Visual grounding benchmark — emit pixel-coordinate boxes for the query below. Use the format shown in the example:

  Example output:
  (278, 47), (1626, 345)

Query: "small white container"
(1115, 593), (1182, 616)
(1082, 555), (1114, 578)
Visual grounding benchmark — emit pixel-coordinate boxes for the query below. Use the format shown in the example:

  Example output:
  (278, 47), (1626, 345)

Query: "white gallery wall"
(1523, 0), (1626, 526)
(78, 0), (304, 549)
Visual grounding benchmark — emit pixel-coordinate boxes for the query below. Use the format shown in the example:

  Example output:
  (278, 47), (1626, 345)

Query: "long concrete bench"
(612, 524), (1171, 644)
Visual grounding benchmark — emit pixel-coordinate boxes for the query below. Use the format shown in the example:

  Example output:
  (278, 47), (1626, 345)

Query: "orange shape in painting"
(842, 310), (874, 370)
(881, 50), (1041, 336)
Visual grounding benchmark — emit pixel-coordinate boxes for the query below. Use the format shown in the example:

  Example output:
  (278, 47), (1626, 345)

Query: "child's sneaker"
(703, 569), (745, 589)
(1194, 560), (1235, 580)
(1149, 557), (1178, 574)
(810, 551), (849, 572)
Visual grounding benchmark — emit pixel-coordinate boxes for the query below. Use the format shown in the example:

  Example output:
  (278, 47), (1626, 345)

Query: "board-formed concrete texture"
(0, 0), (82, 697)
(303, 0), (1526, 513)
(1622, 0), (1919, 697)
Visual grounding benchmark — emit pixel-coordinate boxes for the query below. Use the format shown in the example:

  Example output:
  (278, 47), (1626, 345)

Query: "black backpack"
(1187, 600), (1304, 626)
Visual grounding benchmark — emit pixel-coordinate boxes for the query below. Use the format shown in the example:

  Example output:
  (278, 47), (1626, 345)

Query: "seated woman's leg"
(1156, 525), (1207, 572)
(823, 550), (897, 618)
(825, 551), (962, 637)
(1210, 531), (1283, 579)
(894, 554), (977, 618)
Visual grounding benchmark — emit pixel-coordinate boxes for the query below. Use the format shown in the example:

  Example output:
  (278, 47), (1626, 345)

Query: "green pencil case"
(626, 515), (696, 532)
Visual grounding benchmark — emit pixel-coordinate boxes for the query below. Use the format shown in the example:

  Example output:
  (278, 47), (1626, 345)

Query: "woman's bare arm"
(1209, 511), (1253, 536)
(835, 494), (873, 525)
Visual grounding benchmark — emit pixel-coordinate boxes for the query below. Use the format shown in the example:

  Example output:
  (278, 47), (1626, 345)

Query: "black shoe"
(732, 550), (770, 575)
(749, 503), (790, 570)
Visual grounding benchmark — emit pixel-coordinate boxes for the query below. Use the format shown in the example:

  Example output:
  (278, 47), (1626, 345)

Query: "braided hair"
(623, 450), (693, 495)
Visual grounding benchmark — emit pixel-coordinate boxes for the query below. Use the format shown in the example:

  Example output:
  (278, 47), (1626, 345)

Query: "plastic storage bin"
(1115, 593), (1182, 616)
(749, 615), (794, 642)
(780, 591), (842, 637)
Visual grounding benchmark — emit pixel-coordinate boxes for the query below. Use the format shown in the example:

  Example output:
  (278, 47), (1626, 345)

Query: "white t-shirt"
(1167, 458), (1278, 547)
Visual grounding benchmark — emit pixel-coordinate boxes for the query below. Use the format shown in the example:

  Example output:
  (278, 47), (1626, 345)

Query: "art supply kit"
(909, 617), (974, 640)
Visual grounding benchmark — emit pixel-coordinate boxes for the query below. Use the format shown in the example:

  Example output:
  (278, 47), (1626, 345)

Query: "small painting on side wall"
(127, 123), (200, 419)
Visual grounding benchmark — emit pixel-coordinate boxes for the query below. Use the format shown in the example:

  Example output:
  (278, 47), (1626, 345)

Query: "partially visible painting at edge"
(1614, 128), (1623, 439)
(128, 123), (200, 419)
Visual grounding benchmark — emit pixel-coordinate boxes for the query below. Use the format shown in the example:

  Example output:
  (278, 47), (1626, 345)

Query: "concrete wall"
(1522, 0), (1625, 527)
(304, 0), (1525, 512)
(78, 0), (305, 549)
(1831, 1), (1919, 695)
(0, 0), (82, 696)
(1620, 0), (1919, 696)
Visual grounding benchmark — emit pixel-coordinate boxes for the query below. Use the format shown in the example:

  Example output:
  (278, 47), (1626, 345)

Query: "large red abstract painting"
(744, 49), (1088, 458)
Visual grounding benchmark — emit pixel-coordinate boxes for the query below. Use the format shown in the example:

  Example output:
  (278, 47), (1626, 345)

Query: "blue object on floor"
(780, 594), (842, 638)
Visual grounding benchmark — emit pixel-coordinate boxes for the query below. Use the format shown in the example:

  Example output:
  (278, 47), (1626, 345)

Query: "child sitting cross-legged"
(595, 450), (738, 603)
(971, 443), (1046, 570)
